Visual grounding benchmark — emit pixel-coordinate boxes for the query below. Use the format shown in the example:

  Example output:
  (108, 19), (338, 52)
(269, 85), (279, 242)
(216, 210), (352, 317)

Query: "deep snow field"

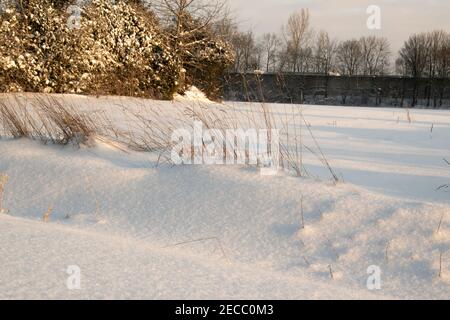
(0, 93), (449, 299)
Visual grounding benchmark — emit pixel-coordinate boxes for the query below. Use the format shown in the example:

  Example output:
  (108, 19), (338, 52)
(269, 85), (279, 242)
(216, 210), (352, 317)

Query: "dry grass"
(0, 99), (31, 138)
(0, 95), (113, 146)
(165, 236), (229, 263)
(0, 92), (338, 180)
(42, 206), (53, 223)
(234, 76), (339, 180)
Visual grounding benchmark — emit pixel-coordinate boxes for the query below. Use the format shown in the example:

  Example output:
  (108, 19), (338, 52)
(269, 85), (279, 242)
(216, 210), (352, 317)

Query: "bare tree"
(395, 57), (408, 76)
(231, 31), (252, 72)
(313, 30), (337, 74)
(277, 43), (290, 72)
(260, 33), (281, 72)
(398, 31), (450, 78)
(398, 33), (429, 78)
(231, 30), (265, 72)
(149, 0), (234, 95)
(336, 39), (363, 76)
(438, 33), (450, 78)
(397, 33), (431, 106)
(282, 9), (312, 72)
(230, 31), (246, 72)
(360, 36), (391, 75)
(151, 0), (227, 61)
(423, 30), (450, 78)
(422, 30), (450, 106)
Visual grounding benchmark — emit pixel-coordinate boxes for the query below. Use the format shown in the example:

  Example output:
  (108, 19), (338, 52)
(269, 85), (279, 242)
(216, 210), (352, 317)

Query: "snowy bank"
(0, 94), (449, 299)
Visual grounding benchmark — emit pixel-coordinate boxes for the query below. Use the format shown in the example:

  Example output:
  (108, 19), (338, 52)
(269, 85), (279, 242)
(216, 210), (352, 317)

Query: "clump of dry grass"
(0, 99), (31, 138)
(0, 95), (114, 146)
(33, 96), (97, 145)
(42, 206), (53, 223)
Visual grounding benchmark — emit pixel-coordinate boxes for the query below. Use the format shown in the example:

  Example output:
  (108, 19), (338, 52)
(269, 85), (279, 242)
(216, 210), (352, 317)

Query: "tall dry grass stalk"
(42, 206), (53, 223)
(166, 236), (229, 263)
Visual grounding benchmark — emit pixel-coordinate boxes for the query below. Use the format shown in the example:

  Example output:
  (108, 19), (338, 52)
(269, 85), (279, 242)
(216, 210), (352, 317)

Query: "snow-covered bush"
(0, 0), (180, 98)
(79, 0), (180, 98)
(0, 0), (88, 93)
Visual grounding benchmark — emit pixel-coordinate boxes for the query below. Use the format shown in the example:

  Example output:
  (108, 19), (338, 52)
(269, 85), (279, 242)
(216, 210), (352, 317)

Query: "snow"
(174, 86), (213, 103)
(0, 93), (449, 299)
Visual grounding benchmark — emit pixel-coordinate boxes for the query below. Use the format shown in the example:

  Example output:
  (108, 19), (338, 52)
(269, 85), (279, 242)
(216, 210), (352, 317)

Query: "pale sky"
(228, 0), (450, 52)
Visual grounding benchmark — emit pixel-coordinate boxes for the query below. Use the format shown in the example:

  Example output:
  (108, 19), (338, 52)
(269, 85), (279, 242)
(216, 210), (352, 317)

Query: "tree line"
(225, 9), (450, 80)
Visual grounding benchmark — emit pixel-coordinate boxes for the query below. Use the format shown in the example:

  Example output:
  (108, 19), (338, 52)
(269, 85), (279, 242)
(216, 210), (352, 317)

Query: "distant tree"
(282, 9), (312, 72)
(398, 33), (429, 78)
(395, 57), (408, 76)
(260, 33), (281, 72)
(359, 36), (391, 75)
(336, 39), (363, 76)
(397, 31), (450, 79)
(438, 33), (450, 78)
(313, 31), (336, 74)
(424, 30), (450, 79)
(397, 33), (431, 106)
(231, 31), (261, 72)
(277, 44), (289, 72)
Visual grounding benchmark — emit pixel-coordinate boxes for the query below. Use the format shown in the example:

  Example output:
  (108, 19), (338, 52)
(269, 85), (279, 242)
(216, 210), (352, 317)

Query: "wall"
(223, 73), (450, 108)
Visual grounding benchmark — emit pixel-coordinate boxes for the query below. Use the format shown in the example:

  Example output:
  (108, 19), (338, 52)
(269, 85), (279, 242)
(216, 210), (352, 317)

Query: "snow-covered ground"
(0, 94), (449, 299)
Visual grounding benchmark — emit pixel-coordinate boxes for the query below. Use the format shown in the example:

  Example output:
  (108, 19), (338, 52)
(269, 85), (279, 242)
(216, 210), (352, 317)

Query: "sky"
(228, 0), (450, 52)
